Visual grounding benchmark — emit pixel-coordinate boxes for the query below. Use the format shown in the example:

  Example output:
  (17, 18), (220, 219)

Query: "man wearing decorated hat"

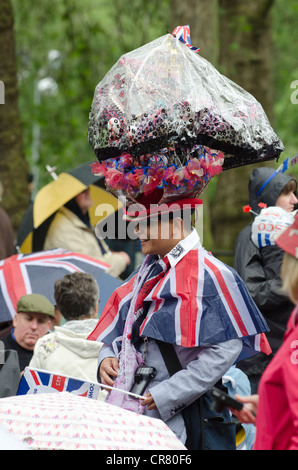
(88, 185), (271, 449)
(86, 26), (281, 449)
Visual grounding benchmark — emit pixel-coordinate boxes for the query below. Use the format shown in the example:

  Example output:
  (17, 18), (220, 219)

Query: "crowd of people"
(0, 166), (297, 450)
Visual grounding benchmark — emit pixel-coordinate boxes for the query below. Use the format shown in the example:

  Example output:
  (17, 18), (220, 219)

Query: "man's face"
(275, 190), (298, 212)
(134, 217), (183, 258)
(13, 312), (51, 350)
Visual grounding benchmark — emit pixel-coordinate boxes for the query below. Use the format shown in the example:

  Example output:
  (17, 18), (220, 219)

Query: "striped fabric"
(89, 238), (271, 363)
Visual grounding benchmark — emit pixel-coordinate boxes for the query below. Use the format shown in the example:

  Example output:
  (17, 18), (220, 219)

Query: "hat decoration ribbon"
(172, 25), (200, 53)
(257, 155), (298, 197)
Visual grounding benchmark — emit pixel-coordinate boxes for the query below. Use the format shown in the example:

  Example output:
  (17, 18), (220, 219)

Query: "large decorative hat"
(88, 26), (284, 214)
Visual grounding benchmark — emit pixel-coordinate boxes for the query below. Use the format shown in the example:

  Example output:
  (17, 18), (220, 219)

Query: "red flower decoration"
(105, 168), (126, 189)
(125, 168), (145, 190)
(258, 202), (267, 208)
(91, 161), (107, 176)
(143, 167), (165, 195)
(119, 153), (135, 168)
(243, 205), (252, 213)
(184, 158), (204, 188)
(164, 165), (184, 187)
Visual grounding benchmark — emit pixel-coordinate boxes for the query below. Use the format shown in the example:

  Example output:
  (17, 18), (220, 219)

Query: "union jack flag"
(18, 367), (102, 399)
(89, 247), (271, 363)
(172, 25), (200, 53)
(0, 249), (111, 323)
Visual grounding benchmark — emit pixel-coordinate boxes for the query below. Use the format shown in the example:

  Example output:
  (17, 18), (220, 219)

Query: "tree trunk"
(210, 0), (275, 261)
(0, 0), (29, 232)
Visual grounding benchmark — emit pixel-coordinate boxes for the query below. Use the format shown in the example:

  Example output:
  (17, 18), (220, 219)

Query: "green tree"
(0, 0), (29, 231)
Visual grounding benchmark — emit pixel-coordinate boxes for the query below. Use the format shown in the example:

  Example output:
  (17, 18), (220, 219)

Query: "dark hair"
(280, 179), (297, 196)
(54, 272), (99, 321)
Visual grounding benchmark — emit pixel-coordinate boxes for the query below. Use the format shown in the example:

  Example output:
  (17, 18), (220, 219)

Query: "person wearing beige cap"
(1, 294), (54, 371)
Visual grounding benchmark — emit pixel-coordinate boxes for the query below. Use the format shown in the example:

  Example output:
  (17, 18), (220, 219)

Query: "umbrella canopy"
(0, 248), (122, 323)
(0, 425), (30, 450)
(17, 162), (122, 253)
(88, 27), (284, 207)
(0, 392), (186, 450)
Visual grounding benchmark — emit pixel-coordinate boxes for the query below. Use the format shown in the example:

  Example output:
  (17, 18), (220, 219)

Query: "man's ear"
(172, 217), (184, 239)
(12, 313), (19, 328)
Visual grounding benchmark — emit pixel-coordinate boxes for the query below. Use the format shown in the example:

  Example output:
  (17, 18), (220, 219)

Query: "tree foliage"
(11, 0), (170, 190)
(3, 0), (298, 242)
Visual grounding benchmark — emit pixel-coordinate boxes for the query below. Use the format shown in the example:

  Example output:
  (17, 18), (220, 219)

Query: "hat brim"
(123, 198), (203, 222)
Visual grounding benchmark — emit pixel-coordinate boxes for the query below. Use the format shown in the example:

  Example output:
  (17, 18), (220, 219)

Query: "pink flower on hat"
(106, 168), (126, 189)
(125, 168), (145, 190)
(184, 158), (204, 188)
(164, 165), (184, 188)
(91, 161), (108, 176)
(143, 167), (165, 195)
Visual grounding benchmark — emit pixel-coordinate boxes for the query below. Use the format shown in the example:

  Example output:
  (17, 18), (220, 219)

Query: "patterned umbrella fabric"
(0, 248), (121, 322)
(0, 392), (186, 450)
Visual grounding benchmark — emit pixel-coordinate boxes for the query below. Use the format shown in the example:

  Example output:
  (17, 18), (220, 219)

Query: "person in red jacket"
(232, 213), (298, 450)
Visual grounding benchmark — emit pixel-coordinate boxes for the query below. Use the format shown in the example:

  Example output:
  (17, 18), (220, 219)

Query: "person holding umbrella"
(43, 187), (130, 278)
(17, 163), (131, 278)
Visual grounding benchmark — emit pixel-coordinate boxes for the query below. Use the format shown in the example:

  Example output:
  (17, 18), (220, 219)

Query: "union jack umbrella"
(0, 249), (122, 323)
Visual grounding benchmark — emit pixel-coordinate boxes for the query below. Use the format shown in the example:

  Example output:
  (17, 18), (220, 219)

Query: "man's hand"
(99, 357), (119, 387)
(230, 394), (259, 424)
(141, 392), (157, 411)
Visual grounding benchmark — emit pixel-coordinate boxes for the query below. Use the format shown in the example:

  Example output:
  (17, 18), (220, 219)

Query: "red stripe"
(205, 257), (249, 336)
(88, 274), (137, 341)
(30, 370), (41, 386)
(175, 251), (200, 347)
(260, 332), (272, 355)
(2, 256), (28, 311)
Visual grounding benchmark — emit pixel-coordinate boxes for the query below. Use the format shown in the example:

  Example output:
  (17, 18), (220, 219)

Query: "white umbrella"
(0, 425), (30, 450)
(0, 392), (186, 450)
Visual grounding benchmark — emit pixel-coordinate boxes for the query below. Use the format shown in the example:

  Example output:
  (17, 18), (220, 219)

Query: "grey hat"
(17, 294), (55, 318)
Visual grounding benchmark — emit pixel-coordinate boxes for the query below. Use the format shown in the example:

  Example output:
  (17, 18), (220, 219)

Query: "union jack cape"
(89, 239), (271, 363)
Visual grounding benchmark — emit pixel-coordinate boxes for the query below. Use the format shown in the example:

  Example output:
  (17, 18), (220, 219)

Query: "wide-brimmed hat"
(122, 191), (202, 222)
(275, 213), (298, 259)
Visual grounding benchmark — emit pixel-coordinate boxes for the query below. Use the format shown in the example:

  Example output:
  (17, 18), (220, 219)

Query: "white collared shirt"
(166, 228), (201, 268)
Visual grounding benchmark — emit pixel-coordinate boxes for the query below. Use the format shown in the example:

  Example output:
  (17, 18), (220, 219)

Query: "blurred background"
(0, 0), (297, 265)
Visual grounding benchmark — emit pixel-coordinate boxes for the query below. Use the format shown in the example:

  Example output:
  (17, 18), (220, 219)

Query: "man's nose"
(30, 319), (39, 329)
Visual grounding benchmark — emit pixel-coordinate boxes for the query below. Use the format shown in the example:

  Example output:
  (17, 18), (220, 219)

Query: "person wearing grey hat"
(1, 294), (54, 371)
